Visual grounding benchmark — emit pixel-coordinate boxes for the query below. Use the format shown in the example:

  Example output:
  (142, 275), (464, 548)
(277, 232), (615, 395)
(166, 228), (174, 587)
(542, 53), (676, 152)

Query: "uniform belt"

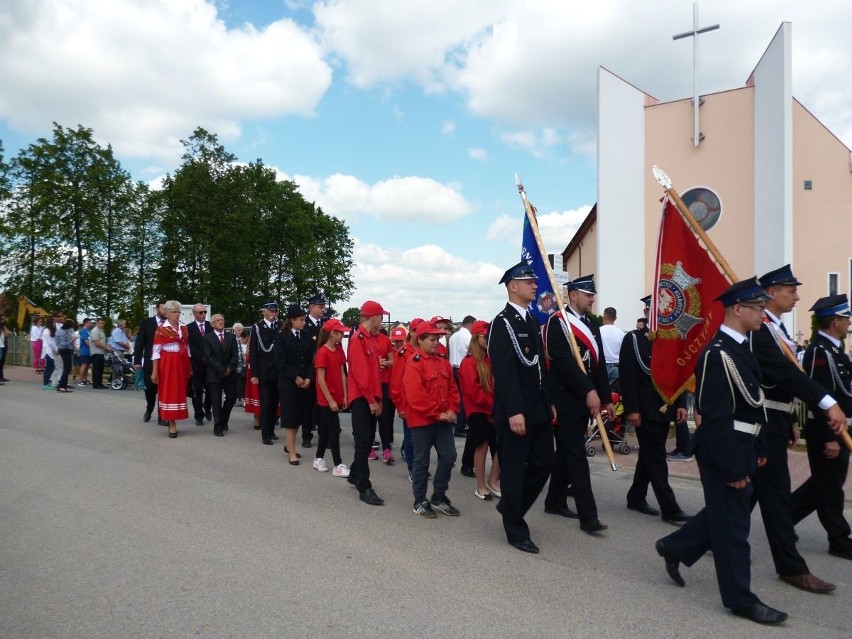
(763, 399), (796, 414)
(733, 420), (761, 436)
(806, 411), (852, 426)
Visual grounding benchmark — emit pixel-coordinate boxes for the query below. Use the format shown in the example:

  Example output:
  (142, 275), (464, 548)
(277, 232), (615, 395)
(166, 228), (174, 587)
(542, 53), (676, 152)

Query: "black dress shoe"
(195, 418), (204, 426)
(288, 459), (299, 466)
(509, 539), (540, 554)
(283, 446), (302, 459)
(143, 411), (152, 423)
(655, 539), (685, 587)
(271, 433), (279, 440)
(223, 425), (228, 431)
(544, 505), (579, 519)
(661, 510), (690, 525)
(731, 602), (788, 625)
(359, 489), (384, 506)
(628, 501), (661, 517)
(205, 410), (212, 421)
(828, 546), (852, 560)
(214, 431), (224, 437)
(301, 439), (313, 448)
(158, 418), (168, 426)
(460, 466), (475, 478)
(580, 518), (608, 534)
(262, 439), (273, 445)
(168, 430), (178, 439)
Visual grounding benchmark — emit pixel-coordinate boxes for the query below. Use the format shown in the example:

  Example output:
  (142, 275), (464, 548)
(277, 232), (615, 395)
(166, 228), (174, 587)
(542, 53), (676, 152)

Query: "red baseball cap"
(469, 320), (489, 336)
(360, 300), (389, 317)
(417, 321), (445, 337)
(429, 315), (450, 325)
(409, 318), (425, 332)
(323, 318), (350, 334)
(390, 326), (408, 341)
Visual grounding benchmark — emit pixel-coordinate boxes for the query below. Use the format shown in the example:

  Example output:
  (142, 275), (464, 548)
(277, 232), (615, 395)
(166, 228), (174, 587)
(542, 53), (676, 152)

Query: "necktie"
(779, 321), (791, 340)
(200, 323), (205, 336)
(219, 332), (224, 345)
(295, 330), (301, 340)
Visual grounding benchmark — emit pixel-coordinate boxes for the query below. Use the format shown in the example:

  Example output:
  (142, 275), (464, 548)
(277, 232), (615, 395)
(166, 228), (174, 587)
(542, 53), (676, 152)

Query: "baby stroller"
(108, 351), (134, 390)
(585, 391), (632, 456)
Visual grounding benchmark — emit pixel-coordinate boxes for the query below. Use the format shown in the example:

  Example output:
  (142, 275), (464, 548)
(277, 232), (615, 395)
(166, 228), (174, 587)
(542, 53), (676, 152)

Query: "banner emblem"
(656, 261), (705, 339)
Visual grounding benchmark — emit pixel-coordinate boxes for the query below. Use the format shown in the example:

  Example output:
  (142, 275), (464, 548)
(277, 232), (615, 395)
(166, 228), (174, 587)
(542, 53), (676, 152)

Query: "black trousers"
(545, 406), (598, 522)
(316, 406), (343, 466)
(190, 360), (211, 420)
(659, 447), (759, 610)
(627, 420), (681, 515)
(453, 366), (467, 434)
(497, 419), (553, 543)
(750, 426), (809, 575)
(348, 397), (376, 492)
(791, 432), (852, 552)
(57, 349), (73, 389)
(0, 345), (6, 379)
(258, 379), (279, 441)
(91, 354), (105, 386)
(302, 389), (316, 443)
(143, 363), (159, 417)
(375, 382), (395, 449)
(208, 377), (237, 434)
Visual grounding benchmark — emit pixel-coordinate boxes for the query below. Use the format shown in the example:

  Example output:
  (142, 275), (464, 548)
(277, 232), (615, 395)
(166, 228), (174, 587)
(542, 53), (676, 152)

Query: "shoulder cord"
(632, 333), (651, 375)
(720, 350), (765, 408)
(253, 322), (275, 353)
(501, 317), (539, 368)
(821, 347), (852, 398)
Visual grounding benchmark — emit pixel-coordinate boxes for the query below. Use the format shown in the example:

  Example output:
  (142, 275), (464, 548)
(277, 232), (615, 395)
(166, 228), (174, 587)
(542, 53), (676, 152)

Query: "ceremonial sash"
(555, 311), (599, 365)
(763, 318), (797, 361)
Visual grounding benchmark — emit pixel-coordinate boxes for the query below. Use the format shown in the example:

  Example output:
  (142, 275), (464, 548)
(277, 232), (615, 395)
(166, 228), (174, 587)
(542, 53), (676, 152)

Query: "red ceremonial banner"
(650, 196), (730, 403)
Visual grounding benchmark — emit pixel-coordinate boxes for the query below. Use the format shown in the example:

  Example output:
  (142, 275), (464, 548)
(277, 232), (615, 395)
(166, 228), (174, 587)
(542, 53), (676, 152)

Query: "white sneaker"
(332, 463), (350, 477)
(312, 458), (328, 472)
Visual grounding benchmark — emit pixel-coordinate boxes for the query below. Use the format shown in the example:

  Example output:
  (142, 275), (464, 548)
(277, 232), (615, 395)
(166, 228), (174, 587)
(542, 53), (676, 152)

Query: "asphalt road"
(1, 376), (849, 638)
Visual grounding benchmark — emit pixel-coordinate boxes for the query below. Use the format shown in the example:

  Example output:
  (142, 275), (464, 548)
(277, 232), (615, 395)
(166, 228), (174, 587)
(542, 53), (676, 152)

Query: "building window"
(804, 180), (813, 190)
(828, 272), (839, 295)
(681, 186), (722, 231)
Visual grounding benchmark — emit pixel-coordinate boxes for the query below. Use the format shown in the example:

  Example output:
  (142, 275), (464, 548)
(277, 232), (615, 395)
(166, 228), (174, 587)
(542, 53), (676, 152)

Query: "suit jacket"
(488, 303), (550, 426)
(203, 331), (238, 384)
(693, 330), (766, 483)
(249, 319), (280, 382)
(618, 328), (681, 420)
(304, 316), (324, 353)
(187, 320), (213, 365)
(802, 332), (852, 445)
(133, 316), (160, 371)
(275, 329), (315, 389)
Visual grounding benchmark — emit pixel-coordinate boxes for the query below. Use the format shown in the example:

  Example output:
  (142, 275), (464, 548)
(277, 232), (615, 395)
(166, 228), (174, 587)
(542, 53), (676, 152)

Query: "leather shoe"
(158, 419), (168, 426)
(359, 488), (384, 506)
(580, 518), (608, 534)
(262, 439), (273, 445)
(460, 466), (475, 478)
(779, 573), (836, 594)
(655, 539), (685, 587)
(544, 505), (579, 519)
(828, 546), (852, 560)
(628, 501), (660, 516)
(271, 433), (279, 440)
(731, 602), (788, 625)
(509, 539), (540, 554)
(661, 510), (690, 525)
(283, 446), (302, 459)
(143, 411), (152, 423)
(301, 439), (313, 448)
(205, 410), (212, 421)
(214, 431), (224, 437)
(195, 418), (204, 426)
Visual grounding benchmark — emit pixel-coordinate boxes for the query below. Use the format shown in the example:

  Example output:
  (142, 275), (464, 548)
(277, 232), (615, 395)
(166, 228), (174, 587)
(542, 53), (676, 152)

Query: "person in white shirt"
(599, 307), (626, 387)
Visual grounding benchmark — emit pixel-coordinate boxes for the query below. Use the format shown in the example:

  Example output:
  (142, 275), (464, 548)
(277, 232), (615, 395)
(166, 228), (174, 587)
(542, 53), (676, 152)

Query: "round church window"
(681, 187), (722, 231)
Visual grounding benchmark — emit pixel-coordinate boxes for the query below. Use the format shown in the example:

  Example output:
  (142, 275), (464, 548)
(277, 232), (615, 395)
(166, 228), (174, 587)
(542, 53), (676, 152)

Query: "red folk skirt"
(158, 348), (190, 421)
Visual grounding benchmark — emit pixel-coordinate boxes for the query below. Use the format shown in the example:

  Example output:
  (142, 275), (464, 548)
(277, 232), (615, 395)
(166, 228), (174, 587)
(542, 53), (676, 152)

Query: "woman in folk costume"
(150, 300), (191, 439)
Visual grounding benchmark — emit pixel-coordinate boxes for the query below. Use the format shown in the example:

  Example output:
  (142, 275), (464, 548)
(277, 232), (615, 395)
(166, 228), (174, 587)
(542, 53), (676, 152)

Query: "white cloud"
(0, 0), (332, 163)
(287, 173), (476, 222)
(487, 206), (592, 254)
(441, 120), (456, 135)
(345, 238), (505, 321)
(467, 147), (488, 161)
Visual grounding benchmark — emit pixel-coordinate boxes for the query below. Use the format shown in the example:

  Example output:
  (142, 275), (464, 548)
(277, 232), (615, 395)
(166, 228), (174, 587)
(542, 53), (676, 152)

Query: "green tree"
(341, 307), (361, 327)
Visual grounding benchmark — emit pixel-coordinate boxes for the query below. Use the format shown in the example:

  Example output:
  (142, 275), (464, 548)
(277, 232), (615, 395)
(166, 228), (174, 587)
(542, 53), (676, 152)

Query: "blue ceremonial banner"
(521, 215), (557, 325)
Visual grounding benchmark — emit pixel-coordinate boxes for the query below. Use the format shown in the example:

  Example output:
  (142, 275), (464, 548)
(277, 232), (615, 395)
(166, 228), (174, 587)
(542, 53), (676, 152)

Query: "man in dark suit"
(793, 294), (852, 561)
(656, 278), (788, 625)
(619, 295), (689, 524)
(747, 265), (840, 593)
(488, 261), (554, 554)
(203, 313), (238, 437)
(543, 275), (611, 534)
(134, 299), (167, 426)
(250, 301), (281, 445)
(301, 294), (326, 447)
(186, 303), (213, 425)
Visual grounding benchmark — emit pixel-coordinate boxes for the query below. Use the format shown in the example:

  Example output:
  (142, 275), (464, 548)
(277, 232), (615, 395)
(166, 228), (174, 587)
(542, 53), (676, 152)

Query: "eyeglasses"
(738, 304), (766, 313)
(195, 310), (207, 314)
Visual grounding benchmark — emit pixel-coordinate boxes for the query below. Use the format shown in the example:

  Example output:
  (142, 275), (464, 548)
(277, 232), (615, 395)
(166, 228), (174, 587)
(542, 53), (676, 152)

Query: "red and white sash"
(552, 310), (599, 365)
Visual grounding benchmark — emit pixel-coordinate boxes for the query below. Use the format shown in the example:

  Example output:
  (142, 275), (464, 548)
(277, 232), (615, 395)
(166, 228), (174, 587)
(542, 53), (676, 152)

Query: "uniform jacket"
(249, 319), (280, 382)
(390, 344), (416, 413)
(187, 320), (213, 364)
(203, 330), (238, 383)
(347, 326), (381, 403)
(458, 353), (494, 416)
(489, 303), (550, 425)
(618, 328), (681, 420)
(134, 316), (161, 372)
(694, 330), (766, 483)
(402, 350), (460, 428)
(304, 316), (324, 354)
(274, 329), (315, 389)
(803, 332), (852, 445)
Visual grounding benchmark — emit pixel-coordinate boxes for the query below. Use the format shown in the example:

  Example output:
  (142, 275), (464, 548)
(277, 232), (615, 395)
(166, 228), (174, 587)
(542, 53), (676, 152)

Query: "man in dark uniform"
(249, 301), (281, 445)
(489, 261), (555, 554)
(187, 303), (213, 425)
(134, 299), (167, 426)
(542, 275), (611, 534)
(655, 278), (787, 625)
(792, 294), (852, 560)
(203, 313), (238, 437)
(620, 295), (689, 525)
(748, 265), (841, 593)
(301, 294), (326, 448)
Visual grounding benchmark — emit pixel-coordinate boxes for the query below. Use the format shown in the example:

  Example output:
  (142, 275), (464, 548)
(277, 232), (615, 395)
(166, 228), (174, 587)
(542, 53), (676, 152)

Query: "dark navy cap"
(286, 304), (306, 318)
(810, 294), (852, 318)
(499, 261), (537, 285)
(758, 264), (802, 288)
(307, 294), (326, 306)
(566, 275), (596, 294)
(640, 295), (652, 308)
(714, 277), (773, 308)
(261, 301), (279, 311)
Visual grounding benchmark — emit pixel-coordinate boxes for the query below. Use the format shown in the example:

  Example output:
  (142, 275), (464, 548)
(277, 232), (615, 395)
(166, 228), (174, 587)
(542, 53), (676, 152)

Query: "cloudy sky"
(2, 0), (850, 322)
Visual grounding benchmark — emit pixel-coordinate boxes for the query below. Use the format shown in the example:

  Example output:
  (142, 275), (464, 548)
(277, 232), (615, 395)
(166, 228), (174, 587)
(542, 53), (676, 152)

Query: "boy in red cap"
(391, 318), (423, 477)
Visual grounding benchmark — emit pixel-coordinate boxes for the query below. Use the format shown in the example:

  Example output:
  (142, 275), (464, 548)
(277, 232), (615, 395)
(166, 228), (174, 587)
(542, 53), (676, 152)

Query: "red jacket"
(403, 350), (460, 428)
(390, 344), (416, 414)
(376, 331), (393, 384)
(458, 353), (494, 416)
(347, 326), (381, 403)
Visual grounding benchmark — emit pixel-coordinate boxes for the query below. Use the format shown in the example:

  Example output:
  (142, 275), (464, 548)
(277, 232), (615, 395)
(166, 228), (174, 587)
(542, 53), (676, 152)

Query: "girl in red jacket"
(459, 320), (501, 500)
